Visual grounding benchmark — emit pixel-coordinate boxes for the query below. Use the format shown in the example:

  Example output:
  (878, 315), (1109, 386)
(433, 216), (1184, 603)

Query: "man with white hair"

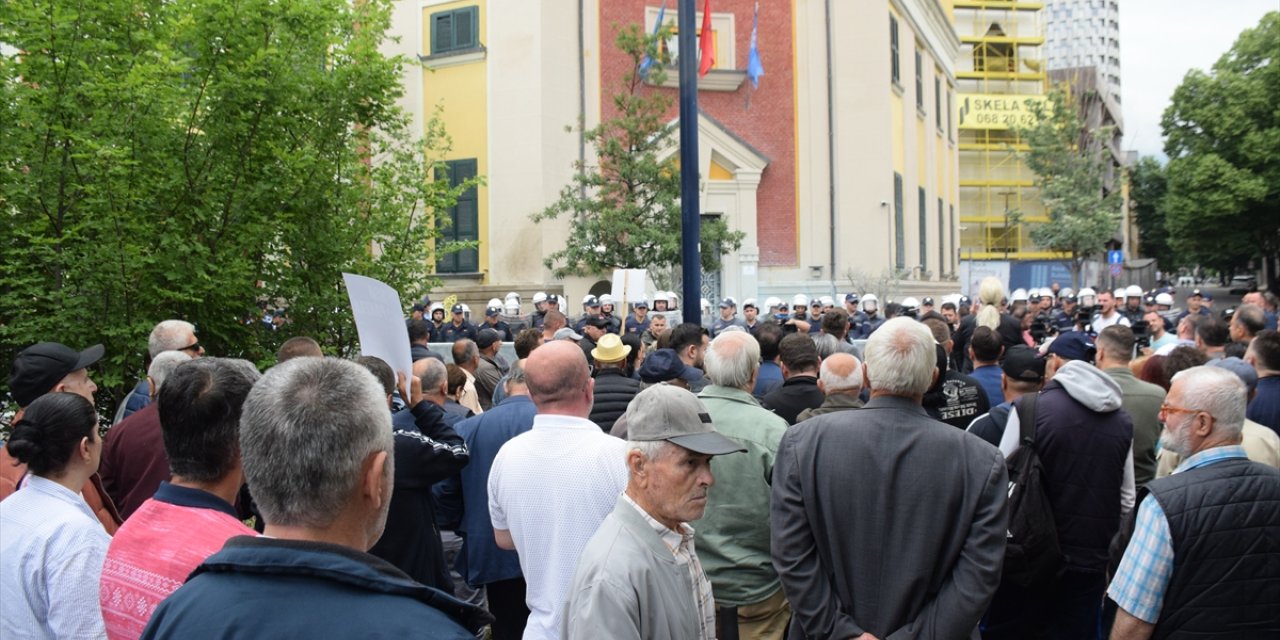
(772, 318), (1007, 639)
(695, 331), (791, 639)
(140, 358), (490, 638)
(1108, 366), (1280, 639)
(99, 350), (193, 519)
(563, 385), (746, 640)
(116, 319), (205, 423)
(795, 352), (864, 422)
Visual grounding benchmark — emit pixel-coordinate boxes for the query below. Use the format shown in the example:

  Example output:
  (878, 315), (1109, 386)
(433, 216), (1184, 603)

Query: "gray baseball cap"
(623, 385), (746, 456)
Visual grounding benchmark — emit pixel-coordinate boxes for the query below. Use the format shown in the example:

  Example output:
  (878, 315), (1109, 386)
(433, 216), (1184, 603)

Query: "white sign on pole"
(611, 268), (648, 303)
(959, 261), (1011, 297)
(343, 273), (413, 384)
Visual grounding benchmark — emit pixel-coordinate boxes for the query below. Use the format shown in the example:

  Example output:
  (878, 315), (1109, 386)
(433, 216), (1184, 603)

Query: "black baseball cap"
(476, 328), (501, 349)
(1002, 345), (1045, 382)
(451, 303), (465, 313)
(1046, 331), (1095, 362)
(9, 342), (104, 407)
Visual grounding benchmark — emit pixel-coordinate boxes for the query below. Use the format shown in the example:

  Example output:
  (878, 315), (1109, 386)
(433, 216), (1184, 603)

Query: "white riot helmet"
(487, 298), (503, 309)
(1078, 287), (1097, 306)
(599, 293), (615, 306)
(861, 293), (879, 312)
(793, 293), (809, 308)
(764, 296), (782, 311)
(1155, 292), (1174, 307)
(901, 296), (920, 309)
(505, 291), (521, 302)
(1125, 285), (1144, 299)
(532, 291), (548, 304)
(1011, 288), (1028, 302)
(504, 300), (520, 315)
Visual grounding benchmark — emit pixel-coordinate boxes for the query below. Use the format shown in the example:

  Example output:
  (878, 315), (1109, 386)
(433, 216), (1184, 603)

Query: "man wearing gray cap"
(562, 384), (745, 640)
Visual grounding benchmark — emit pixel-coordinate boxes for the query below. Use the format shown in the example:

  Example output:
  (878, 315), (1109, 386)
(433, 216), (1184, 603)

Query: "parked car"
(1229, 274), (1257, 294)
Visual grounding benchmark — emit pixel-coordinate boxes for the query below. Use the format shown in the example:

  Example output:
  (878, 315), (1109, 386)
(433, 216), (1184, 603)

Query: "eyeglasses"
(1159, 403), (1201, 418)
(178, 341), (203, 353)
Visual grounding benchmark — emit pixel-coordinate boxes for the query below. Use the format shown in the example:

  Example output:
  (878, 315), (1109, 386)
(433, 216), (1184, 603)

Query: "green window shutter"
(431, 7), (478, 55)
(915, 50), (923, 109)
(894, 173), (905, 270)
(938, 198), (945, 275)
(432, 12), (454, 55)
(437, 159), (480, 274)
(918, 187), (927, 270)
(890, 16), (900, 84)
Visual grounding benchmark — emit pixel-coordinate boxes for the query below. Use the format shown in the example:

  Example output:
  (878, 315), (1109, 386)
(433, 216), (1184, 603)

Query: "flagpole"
(678, 0), (701, 325)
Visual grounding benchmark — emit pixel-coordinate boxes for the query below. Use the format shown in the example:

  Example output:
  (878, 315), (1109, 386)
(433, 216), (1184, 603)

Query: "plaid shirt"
(1107, 445), (1248, 623)
(622, 494), (716, 640)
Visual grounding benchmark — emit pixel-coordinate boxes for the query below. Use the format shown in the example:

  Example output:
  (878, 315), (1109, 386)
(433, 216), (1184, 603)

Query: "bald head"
(819, 352), (863, 396)
(525, 340), (592, 416)
(413, 357), (448, 399)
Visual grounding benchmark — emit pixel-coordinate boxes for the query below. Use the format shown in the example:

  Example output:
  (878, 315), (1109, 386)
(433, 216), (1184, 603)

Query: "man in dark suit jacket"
(771, 317), (1008, 639)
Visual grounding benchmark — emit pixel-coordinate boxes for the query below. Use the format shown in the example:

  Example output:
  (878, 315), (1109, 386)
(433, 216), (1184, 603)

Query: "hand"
(409, 374), (425, 408)
(397, 372), (410, 407)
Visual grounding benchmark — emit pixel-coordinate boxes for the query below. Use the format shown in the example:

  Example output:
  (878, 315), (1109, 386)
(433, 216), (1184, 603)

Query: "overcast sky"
(1120, 1), (1276, 162)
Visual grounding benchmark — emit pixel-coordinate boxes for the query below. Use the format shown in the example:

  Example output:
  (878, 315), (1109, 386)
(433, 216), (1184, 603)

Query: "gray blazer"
(771, 395), (1008, 639)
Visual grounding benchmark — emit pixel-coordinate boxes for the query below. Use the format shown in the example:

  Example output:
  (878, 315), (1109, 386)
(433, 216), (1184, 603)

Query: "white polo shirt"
(488, 413), (628, 640)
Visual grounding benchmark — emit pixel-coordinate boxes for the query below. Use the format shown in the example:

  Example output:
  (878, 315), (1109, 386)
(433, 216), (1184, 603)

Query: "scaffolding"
(954, 0), (1064, 261)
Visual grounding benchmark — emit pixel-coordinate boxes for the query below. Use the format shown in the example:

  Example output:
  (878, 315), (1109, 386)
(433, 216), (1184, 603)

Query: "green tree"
(1015, 87), (1122, 288)
(1130, 156), (1177, 273)
(0, 0), (472, 418)
(1161, 12), (1279, 286)
(531, 24), (744, 284)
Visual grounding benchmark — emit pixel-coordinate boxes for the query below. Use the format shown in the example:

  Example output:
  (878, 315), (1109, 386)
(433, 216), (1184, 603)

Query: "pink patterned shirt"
(99, 483), (254, 640)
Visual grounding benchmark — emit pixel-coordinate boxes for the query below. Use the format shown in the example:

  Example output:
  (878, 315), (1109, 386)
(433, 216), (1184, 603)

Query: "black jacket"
(369, 401), (470, 592)
(411, 343), (444, 362)
(589, 367), (642, 433)
(762, 375), (825, 425)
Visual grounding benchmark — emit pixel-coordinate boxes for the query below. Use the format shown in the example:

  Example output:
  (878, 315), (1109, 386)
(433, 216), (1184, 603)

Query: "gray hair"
(148, 350), (193, 391)
(627, 440), (676, 470)
(418, 358), (448, 392)
(149, 320), (197, 357)
(704, 331), (760, 388)
(819, 353), (864, 393)
(507, 360), (528, 389)
(864, 317), (936, 396)
(239, 357), (393, 528)
(813, 334), (841, 360)
(1171, 365), (1246, 440)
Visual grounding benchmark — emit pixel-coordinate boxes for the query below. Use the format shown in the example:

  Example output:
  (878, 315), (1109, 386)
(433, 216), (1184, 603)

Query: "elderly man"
(474, 329), (505, 411)
(140, 358), (490, 638)
(771, 318), (1008, 639)
(101, 358), (259, 639)
(116, 320), (206, 423)
(795, 352), (864, 422)
(563, 385), (746, 640)
(695, 331), (791, 640)
(1109, 366), (1280, 639)
(1156, 357), (1280, 473)
(98, 350), (193, 520)
(487, 340), (628, 640)
(452, 339), (485, 415)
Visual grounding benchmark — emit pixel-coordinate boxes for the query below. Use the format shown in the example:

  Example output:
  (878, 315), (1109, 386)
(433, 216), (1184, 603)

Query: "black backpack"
(1001, 392), (1064, 588)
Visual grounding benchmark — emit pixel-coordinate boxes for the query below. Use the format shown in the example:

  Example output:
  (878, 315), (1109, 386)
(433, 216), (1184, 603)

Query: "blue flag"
(639, 0), (668, 79)
(747, 0), (764, 88)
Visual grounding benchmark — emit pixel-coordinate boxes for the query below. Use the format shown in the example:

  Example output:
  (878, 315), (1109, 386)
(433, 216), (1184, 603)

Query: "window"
(894, 173), (905, 270)
(660, 27), (719, 71)
(436, 159), (479, 273)
(935, 76), (942, 131)
(918, 187), (927, 271)
(946, 87), (954, 139)
(950, 204), (956, 274)
(938, 198), (945, 276)
(890, 16), (900, 84)
(430, 6), (479, 56)
(915, 49), (924, 111)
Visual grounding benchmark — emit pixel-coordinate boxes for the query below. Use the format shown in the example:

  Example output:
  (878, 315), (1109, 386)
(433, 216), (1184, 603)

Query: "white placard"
(611, 268), (648, 304)
(343, 273), (413, 384)
(959, 260), (1011, 297)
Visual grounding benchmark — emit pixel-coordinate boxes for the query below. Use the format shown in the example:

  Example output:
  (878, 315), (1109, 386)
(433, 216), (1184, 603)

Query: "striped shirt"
(1, 475), (111, 639)
(1107, 445), (1248, 623)
(622, 494), (716, 640)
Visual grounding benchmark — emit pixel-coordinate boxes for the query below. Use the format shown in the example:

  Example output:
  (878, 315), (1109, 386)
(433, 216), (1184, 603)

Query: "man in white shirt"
(1092, 289), (1132, 332)
(488, 340), (628, 640)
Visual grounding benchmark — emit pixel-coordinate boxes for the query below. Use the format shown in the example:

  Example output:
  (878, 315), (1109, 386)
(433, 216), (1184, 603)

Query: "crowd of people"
(2, 276), (1278, 639)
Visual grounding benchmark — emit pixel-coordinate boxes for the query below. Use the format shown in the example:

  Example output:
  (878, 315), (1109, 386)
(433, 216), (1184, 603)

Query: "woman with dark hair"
(0, 392), (110, 638)
(620, 333), (644, 379)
